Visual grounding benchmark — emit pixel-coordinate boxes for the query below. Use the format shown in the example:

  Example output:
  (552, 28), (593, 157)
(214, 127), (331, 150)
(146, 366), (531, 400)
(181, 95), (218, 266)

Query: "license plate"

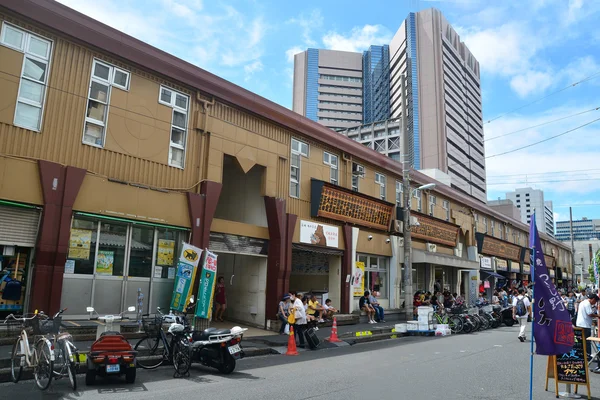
(106, 364), (120, 373)
(228, 344), (241, 355)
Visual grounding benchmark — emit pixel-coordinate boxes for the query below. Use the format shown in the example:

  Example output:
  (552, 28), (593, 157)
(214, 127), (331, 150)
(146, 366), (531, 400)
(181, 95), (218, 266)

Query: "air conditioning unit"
(394, 220), (403, 233)
(410, 216), (420, 226)
(352, 163), (365, 177)
(427, 243), (437, 252)
(454, 243), (463, 257)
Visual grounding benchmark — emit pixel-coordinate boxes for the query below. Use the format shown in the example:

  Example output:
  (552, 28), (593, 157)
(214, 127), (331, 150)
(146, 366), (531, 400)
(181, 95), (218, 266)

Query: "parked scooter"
(500, 306), (517, 327)
(85, 306), (137, 385)
(172, 298), (247, 374)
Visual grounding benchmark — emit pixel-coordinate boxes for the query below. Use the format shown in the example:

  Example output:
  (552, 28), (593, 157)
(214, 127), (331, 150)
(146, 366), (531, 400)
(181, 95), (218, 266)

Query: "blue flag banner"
(530, 212), (574, 355)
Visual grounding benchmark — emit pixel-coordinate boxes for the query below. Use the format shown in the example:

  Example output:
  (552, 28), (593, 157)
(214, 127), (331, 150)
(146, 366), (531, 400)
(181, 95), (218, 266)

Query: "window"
(83, 59), (131, 147)
(323, 152), (338, 185)
(491, 220), (495, 236)
(443, 200), (450, 221)
(429, 195), (436, 216)
(483, 217), (488, 233)
(1, 23), (52, 132)
(395, 181), (403, 207)
(375, 173), (386, 200)
(352, 163), (364, 192)
(290, 138), (308, 198)
(413, 189), (422, 212)
(357, 254), (389, 299)
(157, 85), (189, 168)
(516, 194), (520, 197)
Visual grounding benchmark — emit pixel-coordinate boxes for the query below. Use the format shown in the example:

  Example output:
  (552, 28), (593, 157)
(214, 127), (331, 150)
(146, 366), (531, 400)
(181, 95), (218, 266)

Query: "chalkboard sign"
(555, 327), (588, 384)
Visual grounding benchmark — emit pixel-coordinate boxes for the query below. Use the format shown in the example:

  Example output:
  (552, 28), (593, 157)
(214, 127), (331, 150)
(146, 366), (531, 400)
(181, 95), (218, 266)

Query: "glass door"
(123, 226), (155, 315)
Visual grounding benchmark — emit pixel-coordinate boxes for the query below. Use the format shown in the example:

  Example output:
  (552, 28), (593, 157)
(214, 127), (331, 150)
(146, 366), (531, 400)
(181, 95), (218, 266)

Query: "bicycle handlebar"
(3, 313), (39, 323)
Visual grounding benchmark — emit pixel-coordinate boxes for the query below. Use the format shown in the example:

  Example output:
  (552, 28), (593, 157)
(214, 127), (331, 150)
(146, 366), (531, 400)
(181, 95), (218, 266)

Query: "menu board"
(555, 328), (588, 384)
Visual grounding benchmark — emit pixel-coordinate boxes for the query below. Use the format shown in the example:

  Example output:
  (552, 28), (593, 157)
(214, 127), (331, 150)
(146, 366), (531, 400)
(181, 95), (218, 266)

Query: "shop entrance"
(433, 266), (455, 293)
(62, 215), (188, 318)
(0, 203), (41, 316)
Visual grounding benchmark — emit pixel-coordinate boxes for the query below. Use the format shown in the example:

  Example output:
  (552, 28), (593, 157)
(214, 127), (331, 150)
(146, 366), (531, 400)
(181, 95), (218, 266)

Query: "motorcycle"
(170, 298), (247, 374)
(500, 306), (517, 327)
(84, 306), (137, 385)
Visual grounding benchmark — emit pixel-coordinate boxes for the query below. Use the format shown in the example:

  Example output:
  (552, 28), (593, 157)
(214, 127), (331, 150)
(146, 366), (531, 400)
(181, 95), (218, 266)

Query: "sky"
(56, 0), (600, 224)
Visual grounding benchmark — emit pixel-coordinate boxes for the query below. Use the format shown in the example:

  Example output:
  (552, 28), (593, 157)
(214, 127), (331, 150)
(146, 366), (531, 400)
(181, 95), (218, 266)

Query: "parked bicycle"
(45, 308), (80, 390)
(4, 312), (55, 390)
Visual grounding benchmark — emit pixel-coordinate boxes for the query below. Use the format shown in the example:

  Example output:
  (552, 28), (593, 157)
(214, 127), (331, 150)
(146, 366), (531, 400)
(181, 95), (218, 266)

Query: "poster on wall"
(95, 251), (114, 275)
(169, 242), (202, 312)
(153, 266), (163, 278)
(353, 261), (365, 297)
(299, 220), (339, 248)
(196, 250), (218, 319)
(157, 239), (175, 266)
(68, 228), (92, 260)
(64, 260), (75, 274)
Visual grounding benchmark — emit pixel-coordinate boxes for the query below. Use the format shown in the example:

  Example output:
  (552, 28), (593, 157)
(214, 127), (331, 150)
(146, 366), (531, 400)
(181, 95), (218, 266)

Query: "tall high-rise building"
(292, 49), (363, 132)
(556, 217), (600, 241)
(505, 188), (555, 237)
(291, 8), (487, 203)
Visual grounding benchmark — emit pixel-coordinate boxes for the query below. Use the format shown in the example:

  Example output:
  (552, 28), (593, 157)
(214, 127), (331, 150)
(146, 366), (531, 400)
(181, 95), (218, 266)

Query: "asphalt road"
(2, 325), (600, 400)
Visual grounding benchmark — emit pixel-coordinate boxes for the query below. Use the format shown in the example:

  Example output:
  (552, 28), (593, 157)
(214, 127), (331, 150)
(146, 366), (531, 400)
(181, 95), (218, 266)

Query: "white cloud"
(510, 70), (554, 98)
(244, 60), (263, 81)
(287, 10), (323, 47)
(322, 24), (393, 53)
(286, 46), (304, 63)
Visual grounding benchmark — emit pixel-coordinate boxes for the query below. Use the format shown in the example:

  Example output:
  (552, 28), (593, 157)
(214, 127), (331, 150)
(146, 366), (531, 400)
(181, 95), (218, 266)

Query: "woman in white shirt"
(289, 291), (307, 347)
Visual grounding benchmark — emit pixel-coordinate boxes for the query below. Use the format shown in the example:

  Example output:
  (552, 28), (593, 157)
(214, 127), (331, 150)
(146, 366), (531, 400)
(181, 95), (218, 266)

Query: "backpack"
(515, 297), (527, 317)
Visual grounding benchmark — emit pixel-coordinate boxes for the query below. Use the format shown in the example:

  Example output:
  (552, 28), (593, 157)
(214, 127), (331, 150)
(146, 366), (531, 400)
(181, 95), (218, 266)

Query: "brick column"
(340, 224), (353, 314)
(31, 161), (85, 314)
(186, 181), (222, 294)
(264, 197), (297, 320)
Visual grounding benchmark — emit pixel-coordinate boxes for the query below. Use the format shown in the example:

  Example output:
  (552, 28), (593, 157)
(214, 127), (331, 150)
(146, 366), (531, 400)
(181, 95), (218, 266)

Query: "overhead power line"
(487, 168), (600, 178)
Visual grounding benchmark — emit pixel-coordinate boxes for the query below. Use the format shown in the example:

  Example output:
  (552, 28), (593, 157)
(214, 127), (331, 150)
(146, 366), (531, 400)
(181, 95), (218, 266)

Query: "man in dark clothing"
(359, 290), (376, 324)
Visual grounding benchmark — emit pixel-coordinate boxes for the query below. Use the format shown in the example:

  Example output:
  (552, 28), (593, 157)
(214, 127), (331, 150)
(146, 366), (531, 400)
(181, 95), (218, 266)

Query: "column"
(340, 224), (353, 313)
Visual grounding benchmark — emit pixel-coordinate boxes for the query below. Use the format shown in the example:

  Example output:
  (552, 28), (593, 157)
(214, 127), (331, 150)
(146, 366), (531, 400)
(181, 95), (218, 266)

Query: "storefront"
(411, 212), (477, 298)
(479, 256), (503, 300)
(290, 220), (343, 311)
(208, 232), (268, 327)
(475, 233), (522, 290)
(0, 202), (41, 314)
(61, 213), (189, 318)
(355, 230), (392, 309)
(545, 254), (556, 285)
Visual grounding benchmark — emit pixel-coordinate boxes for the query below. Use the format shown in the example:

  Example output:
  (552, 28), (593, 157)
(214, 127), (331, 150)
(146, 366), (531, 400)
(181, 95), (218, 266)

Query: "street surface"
(2, 325), (600, 399)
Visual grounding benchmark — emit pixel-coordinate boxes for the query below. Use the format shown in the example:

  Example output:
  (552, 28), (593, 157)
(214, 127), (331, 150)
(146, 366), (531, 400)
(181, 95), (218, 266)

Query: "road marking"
(66, 321), (80, 327)
(494, 345), (502, 347)
(460, 350), (466, 352)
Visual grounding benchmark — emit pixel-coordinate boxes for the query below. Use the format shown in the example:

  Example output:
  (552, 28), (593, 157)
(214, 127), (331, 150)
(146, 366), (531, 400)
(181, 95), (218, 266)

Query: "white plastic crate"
(418, 322), (433, 331)
(407, 321), (418, 331)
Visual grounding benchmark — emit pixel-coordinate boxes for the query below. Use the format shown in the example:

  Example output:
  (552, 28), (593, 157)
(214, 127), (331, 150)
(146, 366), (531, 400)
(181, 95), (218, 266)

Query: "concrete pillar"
(389, 235), (398, 309)
(31, 161), (86, 314)
(341, 224), (353, 314)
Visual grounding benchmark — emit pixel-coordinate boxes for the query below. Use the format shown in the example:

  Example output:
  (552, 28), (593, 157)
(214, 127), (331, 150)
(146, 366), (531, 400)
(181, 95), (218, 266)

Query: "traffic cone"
(326, 317), (342, 343)
(285, 325), (299, 356)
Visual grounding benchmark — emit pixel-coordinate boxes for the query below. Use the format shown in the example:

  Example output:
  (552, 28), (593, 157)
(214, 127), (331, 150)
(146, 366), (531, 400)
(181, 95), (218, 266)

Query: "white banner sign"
(300, 220), (339, 248)
(480, 257), (492, 270)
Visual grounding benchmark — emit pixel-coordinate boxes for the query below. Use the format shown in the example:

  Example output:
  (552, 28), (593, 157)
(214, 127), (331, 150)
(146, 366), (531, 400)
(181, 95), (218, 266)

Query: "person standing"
(214, 276), (227, 322)
(512, 288), (532, 342)
(566, 291), (576, 321)
(289, 291), (307, 347)
(277, 294), (291, 334)
(576, 293), (600, 372)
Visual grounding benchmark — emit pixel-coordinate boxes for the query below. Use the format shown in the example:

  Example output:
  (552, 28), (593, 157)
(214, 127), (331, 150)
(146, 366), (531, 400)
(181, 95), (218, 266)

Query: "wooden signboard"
(545, 327), (591, 399)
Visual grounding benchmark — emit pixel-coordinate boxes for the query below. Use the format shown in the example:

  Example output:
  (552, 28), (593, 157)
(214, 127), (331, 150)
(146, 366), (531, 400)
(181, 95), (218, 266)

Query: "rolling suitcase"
(304, 327), (320, 349)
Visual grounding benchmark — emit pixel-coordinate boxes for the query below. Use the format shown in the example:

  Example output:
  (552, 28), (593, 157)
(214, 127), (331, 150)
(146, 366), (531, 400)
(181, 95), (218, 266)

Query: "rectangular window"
(395, 181), (403, 207)
(352, 163), (364, 192)
(443, 200), (450, 221)
(375, 173), (386, 200)
(483, 217), (488, 234)
(491, 220), (495, 236)
(83, 59), (131, 147)
(413, 189), (422, 212)
(158, 85), (189, 168)
(429, 195), (436, 216)
(1, 23), (52, 132)
(357, 254), (389, 299)
(323, 152), (338, 185)
(290, 138), (308, 198)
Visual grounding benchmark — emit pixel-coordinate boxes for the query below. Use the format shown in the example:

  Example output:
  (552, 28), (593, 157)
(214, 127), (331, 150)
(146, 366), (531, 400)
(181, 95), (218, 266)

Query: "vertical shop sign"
(353, 261), (365, 297)
(196, 250), (218, 319)
(170, 242), (202, 312)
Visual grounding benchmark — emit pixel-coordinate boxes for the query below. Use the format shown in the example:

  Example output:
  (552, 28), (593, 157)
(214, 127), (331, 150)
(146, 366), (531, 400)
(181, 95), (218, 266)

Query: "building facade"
(292, 49), (363, 132)
(293, 8), (486, 203)
(0, 1), (573, 325)
(556, 217), (600, 241)
(505, 188), (554, 237)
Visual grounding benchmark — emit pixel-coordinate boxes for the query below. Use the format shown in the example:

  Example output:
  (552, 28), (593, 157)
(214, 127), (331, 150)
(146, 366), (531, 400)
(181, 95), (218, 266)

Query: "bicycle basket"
(2, 318), (26, 335)
(31, 316), (62, 336)
(142, 316), (161, 336)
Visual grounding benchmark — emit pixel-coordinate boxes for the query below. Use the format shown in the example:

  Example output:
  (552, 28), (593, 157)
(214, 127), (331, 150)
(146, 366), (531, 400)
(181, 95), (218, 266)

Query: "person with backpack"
(512, 288), (532, 342)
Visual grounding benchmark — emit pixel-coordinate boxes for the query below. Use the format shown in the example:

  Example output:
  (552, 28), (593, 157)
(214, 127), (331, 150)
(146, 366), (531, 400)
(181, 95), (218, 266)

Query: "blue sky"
(57, 0), (600, 224)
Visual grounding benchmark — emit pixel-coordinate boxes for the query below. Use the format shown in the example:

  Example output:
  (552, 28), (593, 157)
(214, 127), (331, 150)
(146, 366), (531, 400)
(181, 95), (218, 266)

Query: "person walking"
(512, 288), (532, 342)
(214, 276), (227, 322)
(576, 293), (600, 372)
(289, 291), (307, 347)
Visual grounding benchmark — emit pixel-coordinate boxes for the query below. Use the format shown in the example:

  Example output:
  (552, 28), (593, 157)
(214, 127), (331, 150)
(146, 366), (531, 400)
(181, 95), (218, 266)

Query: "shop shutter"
(0, 205), (41, 247)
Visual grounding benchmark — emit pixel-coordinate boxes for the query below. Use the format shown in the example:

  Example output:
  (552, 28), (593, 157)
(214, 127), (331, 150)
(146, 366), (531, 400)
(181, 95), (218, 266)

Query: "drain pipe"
(196, 93), (215, 194)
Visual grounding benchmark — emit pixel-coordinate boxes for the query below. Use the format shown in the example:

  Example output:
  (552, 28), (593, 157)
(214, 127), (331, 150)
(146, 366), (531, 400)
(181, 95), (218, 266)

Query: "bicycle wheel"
(172, 338), (191, 376)
(66, 345), (77, 391)
(134, 336), (166, 369)
(33, 340), (53, 390)
(449, 316), (463, 334)
(11, 337), (24, 383)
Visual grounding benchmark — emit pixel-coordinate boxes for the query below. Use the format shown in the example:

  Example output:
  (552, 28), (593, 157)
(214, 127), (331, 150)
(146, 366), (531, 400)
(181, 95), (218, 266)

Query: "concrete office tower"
(363, 45), (390, 124)
(556, 217), (600, 241)
(293, 49), (363, 132)
(389, 9), (486, 202)
(505, 188), (555, 237)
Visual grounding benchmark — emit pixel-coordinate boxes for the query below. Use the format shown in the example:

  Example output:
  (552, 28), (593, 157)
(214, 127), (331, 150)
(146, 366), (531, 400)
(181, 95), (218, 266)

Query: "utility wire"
(487, 177), (600, 186)
(484, 71), (600, 125)
(487, 168), (600, 178)
(485, 106), (600, 142)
